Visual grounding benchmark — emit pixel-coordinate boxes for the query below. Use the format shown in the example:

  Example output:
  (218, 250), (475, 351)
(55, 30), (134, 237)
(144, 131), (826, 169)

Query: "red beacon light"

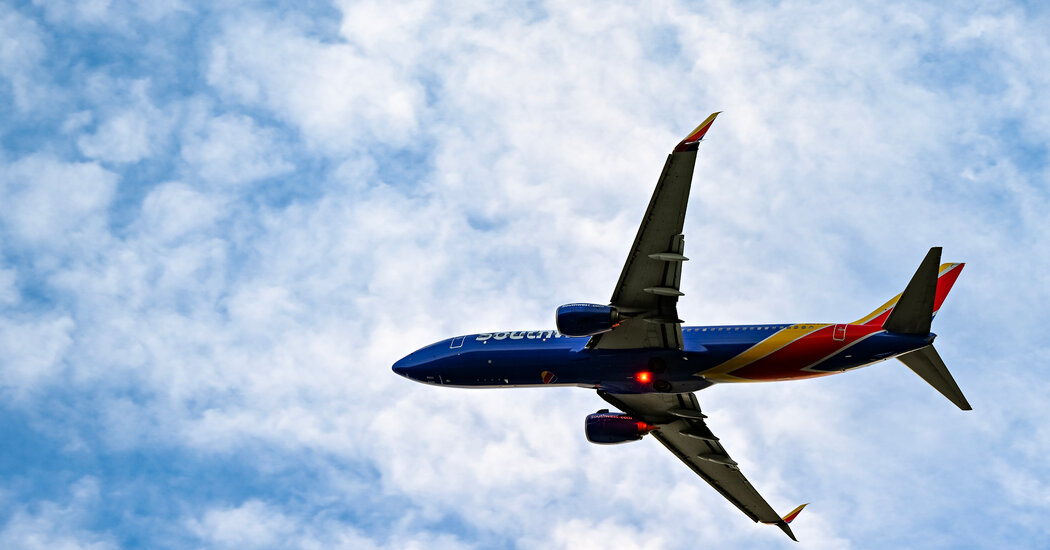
(636, 371), (652, 383)
(636, 421), (657, 434)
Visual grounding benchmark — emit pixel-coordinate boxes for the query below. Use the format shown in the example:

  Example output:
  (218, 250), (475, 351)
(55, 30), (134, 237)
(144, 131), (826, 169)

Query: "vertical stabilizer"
(898, 345), (972, 411)
(853, 262), (964, 326)
(882, 247), (941, 335)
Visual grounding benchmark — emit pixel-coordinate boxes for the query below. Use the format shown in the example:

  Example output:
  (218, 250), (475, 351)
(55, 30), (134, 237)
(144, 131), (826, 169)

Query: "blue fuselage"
(392, 325), (933, 394)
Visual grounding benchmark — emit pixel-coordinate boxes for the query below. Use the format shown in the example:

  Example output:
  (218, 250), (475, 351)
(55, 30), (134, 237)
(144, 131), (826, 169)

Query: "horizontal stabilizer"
(898, 345), (972, 411)
(882, 247), (941, 335)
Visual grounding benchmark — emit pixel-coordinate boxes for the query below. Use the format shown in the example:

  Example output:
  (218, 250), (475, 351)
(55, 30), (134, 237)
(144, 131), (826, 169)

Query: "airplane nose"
(392, 353), (416, 378)
(392, 343), (449, 384)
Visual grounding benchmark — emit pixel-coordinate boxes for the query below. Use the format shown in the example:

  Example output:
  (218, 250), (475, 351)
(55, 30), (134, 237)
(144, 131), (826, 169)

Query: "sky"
(1, 0), (1049, 548)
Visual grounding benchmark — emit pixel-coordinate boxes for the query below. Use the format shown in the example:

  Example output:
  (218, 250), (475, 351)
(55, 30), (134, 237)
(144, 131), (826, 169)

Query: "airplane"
(392, 112), (971, 541)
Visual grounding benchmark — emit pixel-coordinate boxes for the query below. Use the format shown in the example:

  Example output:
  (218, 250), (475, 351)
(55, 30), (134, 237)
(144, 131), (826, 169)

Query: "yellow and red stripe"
(704, 323), (884, 382)
(674, 112), (721, 152)
(702, 262), (964, 383)
(854, 262), (964, 325)
(781, 503), (808, 524)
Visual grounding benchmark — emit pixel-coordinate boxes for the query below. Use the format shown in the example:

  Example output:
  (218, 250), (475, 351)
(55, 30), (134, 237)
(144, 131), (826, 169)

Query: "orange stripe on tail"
(782, 503), (808, 524)
(854, 262), (964, 325)
(674, 112), (721, 152)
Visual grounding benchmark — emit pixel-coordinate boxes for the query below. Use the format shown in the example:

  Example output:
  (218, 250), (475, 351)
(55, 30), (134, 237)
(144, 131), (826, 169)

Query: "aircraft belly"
(447, 344), (717, 390)
(814, 332), (931, 373)
(695, 327), (935, 382)
(391, 113), (969, 540)
(698, 324), (889, 382)
(424, 327), (933, 388)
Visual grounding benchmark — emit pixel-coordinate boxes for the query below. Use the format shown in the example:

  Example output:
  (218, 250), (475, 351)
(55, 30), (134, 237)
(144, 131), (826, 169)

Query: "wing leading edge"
(598, 391), (804, 541)
(589, 113), (720, 350)
(591, 114), (804, 539)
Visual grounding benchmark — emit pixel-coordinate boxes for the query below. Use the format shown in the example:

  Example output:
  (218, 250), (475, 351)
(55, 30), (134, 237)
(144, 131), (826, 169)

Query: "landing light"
(636, 371), (652, 383)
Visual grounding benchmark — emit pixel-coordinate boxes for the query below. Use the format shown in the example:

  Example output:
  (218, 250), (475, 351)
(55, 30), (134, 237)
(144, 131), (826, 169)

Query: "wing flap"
(598, 391), (787, 526)
(606, 159), (692, 315)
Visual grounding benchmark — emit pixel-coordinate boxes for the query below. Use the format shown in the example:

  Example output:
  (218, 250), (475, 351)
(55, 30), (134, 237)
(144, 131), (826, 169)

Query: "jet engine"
(556, 303), (620, 337)
(585, 410), (655, 444)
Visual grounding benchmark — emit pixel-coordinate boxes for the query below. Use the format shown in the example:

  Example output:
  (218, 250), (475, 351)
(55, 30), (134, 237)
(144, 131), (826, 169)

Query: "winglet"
(782, 503), (808, 524)
(674, 111), (721, 152)
(764, 503), (807, 542)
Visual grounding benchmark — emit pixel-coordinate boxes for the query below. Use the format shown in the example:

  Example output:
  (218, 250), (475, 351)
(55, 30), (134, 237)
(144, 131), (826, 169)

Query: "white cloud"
(206, 14), (425, 153)
(0, 154), (117, 252)
(77, 111), (153, 163)
(76, 79), (170, 164)
(134, 181), (225, 242)
(0, 267), (17, 305)
(3, 1), (1050, 549)
(525, 518), (667, 550)
(35, 0), (114, 26)
(185, 499), (472, 550)
(0, 5), (53, 113)
(32, 0), (188, 28)
(0, 315), (74, 399)
(0, 477), (116, 550)
(186, 500), (297, 549)
(180, 110), (294, 186)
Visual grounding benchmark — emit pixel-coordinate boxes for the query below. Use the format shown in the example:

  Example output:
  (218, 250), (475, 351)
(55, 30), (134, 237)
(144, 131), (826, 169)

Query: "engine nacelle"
(585, 410), (655, 445)
(556, 303), (620, 337)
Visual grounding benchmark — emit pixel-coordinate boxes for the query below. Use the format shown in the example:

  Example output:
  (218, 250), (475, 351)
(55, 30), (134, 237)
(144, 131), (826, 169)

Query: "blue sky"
(1, 1), (1049, 548)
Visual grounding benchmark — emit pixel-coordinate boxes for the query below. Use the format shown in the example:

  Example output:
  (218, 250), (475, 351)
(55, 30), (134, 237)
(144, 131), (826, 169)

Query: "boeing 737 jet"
(392, 113), (970, 541)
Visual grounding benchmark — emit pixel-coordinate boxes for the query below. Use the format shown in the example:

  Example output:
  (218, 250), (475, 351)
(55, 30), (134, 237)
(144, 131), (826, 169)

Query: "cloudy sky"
(2, 0), (1049, 548)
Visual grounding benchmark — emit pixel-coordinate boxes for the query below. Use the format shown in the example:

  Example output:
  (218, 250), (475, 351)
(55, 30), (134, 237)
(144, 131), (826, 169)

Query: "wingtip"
(762, 503), (807, 541)
(674, 111), (722, 152)
(782, 503), (808, 524)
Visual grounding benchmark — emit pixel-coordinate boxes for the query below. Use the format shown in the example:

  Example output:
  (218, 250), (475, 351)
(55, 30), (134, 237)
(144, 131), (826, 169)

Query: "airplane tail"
(856, 248), (971, 410)
(853, 248), (965, 329)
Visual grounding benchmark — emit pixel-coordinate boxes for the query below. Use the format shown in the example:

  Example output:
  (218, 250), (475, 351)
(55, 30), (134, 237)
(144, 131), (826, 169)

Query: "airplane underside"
(392, 324), (935, 393)
(392, 113), (970, 541)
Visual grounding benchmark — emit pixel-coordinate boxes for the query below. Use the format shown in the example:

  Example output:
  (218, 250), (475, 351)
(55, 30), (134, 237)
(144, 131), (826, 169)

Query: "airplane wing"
(598, 390), (802, 541)
(588, 113), (720, 350)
